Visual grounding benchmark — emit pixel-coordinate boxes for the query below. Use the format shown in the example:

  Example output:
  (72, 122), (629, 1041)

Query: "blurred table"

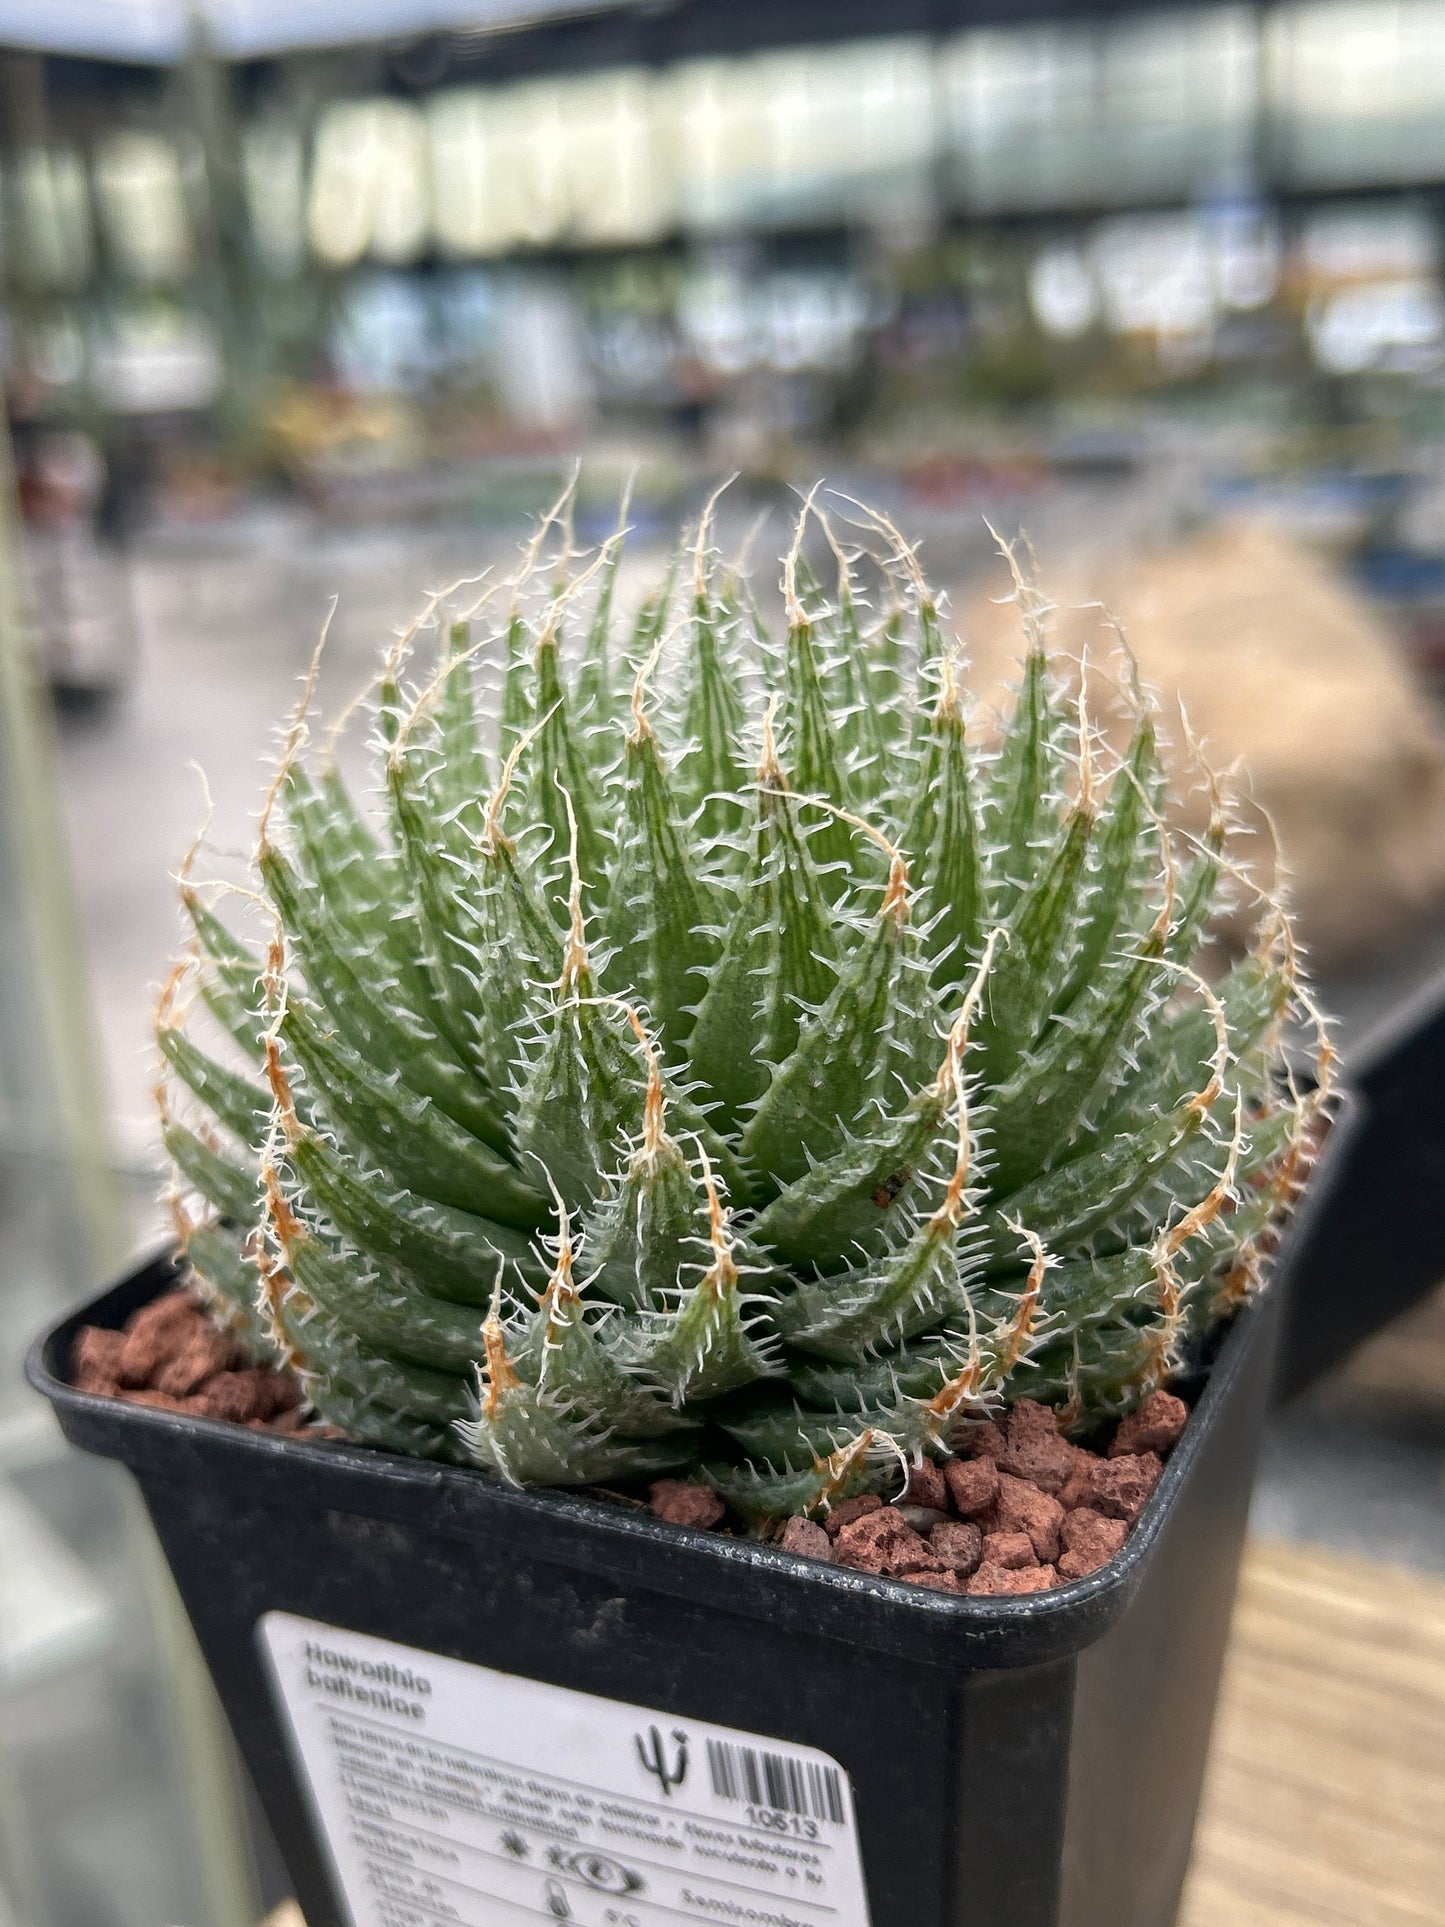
(262, 1535), (1445, 1927)
(1181, 1537), (1445, 1926)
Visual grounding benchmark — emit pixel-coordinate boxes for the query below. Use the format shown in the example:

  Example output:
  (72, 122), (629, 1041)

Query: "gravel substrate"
(649, 1391), (1190, 1594)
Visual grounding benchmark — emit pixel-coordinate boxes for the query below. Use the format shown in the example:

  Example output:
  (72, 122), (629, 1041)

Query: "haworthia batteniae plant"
(158, 482), (1328, 1525)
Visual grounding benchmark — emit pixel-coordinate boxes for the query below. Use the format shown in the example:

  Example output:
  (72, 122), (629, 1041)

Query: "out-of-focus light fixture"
(1310, 280), (1445, 373)
(1029, 247), (1097, 338)
(308, 99), (430, 267)
(95, 133), (190, 284)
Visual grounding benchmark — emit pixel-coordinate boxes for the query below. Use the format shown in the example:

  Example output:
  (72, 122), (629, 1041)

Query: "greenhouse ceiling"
(0, 1), (612, 62)
(0, 0), (1280, 66)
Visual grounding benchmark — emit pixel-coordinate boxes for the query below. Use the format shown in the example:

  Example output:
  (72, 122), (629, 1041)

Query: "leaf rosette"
(158, 482), (1327, 1523)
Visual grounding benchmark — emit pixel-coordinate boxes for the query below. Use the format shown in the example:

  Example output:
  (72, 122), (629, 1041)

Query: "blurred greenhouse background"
(3, 2), (1445, 1923)
(7, 6), (1445, 521)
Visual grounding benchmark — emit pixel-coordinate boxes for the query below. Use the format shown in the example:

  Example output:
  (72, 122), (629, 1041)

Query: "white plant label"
(258, 1611), (874, 1927)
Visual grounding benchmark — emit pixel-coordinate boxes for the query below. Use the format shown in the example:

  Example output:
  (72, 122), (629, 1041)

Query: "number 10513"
(745, 1806), (820, 1839)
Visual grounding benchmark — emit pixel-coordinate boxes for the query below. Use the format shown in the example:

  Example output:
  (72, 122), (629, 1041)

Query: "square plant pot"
(27, 1118), (1348, 1927)
(1275, 972), (1445, 1398)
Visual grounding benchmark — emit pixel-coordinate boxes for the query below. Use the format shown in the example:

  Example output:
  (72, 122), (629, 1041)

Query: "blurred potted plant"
(31, 485), (1333, 1927)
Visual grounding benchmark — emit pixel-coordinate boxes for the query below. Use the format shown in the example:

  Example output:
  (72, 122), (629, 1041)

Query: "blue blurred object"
(1351, 544), (1445, 602)
(1208, 468), (1414, 513)
(1202, 469), (1418, 548)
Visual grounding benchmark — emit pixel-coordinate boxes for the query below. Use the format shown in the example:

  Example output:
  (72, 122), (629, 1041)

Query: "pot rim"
(25, 1095), (1353, 1672)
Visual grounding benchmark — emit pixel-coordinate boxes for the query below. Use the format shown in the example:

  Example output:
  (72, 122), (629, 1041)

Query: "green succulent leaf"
(279, 997), (543, 1226)
(681, 577), (750, 843)
(606, 711), (722, 1048)
(164, 1119), (258, 1226)
(741, 869), (913, 1193)
(687, 753), (840, 1131)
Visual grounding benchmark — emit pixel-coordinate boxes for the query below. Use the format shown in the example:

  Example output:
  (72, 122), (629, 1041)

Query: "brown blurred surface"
(957, 521), (1445, 973)
(1180, 1537), (1445, 1927)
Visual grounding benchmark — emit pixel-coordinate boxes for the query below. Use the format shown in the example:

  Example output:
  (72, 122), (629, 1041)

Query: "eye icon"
(553, 1850), (644, 1896)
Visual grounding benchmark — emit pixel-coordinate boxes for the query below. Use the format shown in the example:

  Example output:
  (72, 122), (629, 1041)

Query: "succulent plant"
(157, 483), (1326, 1524)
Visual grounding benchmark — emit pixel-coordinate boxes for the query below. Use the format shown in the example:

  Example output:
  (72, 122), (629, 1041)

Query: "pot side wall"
(30, 1250), (1287, 1927)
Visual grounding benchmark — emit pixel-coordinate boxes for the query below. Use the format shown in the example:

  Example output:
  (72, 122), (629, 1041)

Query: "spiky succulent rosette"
(157, 484), (1327, 1524)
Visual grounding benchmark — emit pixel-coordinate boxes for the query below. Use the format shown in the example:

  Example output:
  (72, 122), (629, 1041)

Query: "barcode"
(705, 1739), (845, 1824)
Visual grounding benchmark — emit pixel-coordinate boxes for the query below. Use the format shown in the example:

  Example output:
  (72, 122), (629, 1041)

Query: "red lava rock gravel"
(774, 1386), (1194, 1598)
(997, 1399), (1074, 1496)
(832, 1510), (941, 1578)
(966, 1561), (1060, 1596)
(981, 1530), (1037, 1571)
(118, 1298), (198, 1386)
(966, 1420), (1008, 1462)
(1057, 1510), (1128, 1581)
(824, 1493), (884, 1538)
(908, 1568), (965, 1594)
(76, 1292), (1194, 1601)
(943, 1456), (999, 1518)
(1087, 1452), (1164, 1524)
(930, 1520), (984, 1579)
(904, 1461), (949, 1511)
(648, 1480), (727, 1530)
(1109, 1390), (1188, 1459)
(779, 1517), (833, 1562)
(73, 1290), (307, 1432)
(72, 1325), (125, 1394)
(1057, 1444), (1101, 1512)
(195, 1367), (297, 1427)
(993, 1473), (1065, 1564)
(153, 1326), (243, 1399)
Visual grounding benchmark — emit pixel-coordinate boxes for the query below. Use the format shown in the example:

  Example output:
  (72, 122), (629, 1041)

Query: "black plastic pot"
(26, 1128), (1347, 1927)
(1275, 975), (1445, 1399)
